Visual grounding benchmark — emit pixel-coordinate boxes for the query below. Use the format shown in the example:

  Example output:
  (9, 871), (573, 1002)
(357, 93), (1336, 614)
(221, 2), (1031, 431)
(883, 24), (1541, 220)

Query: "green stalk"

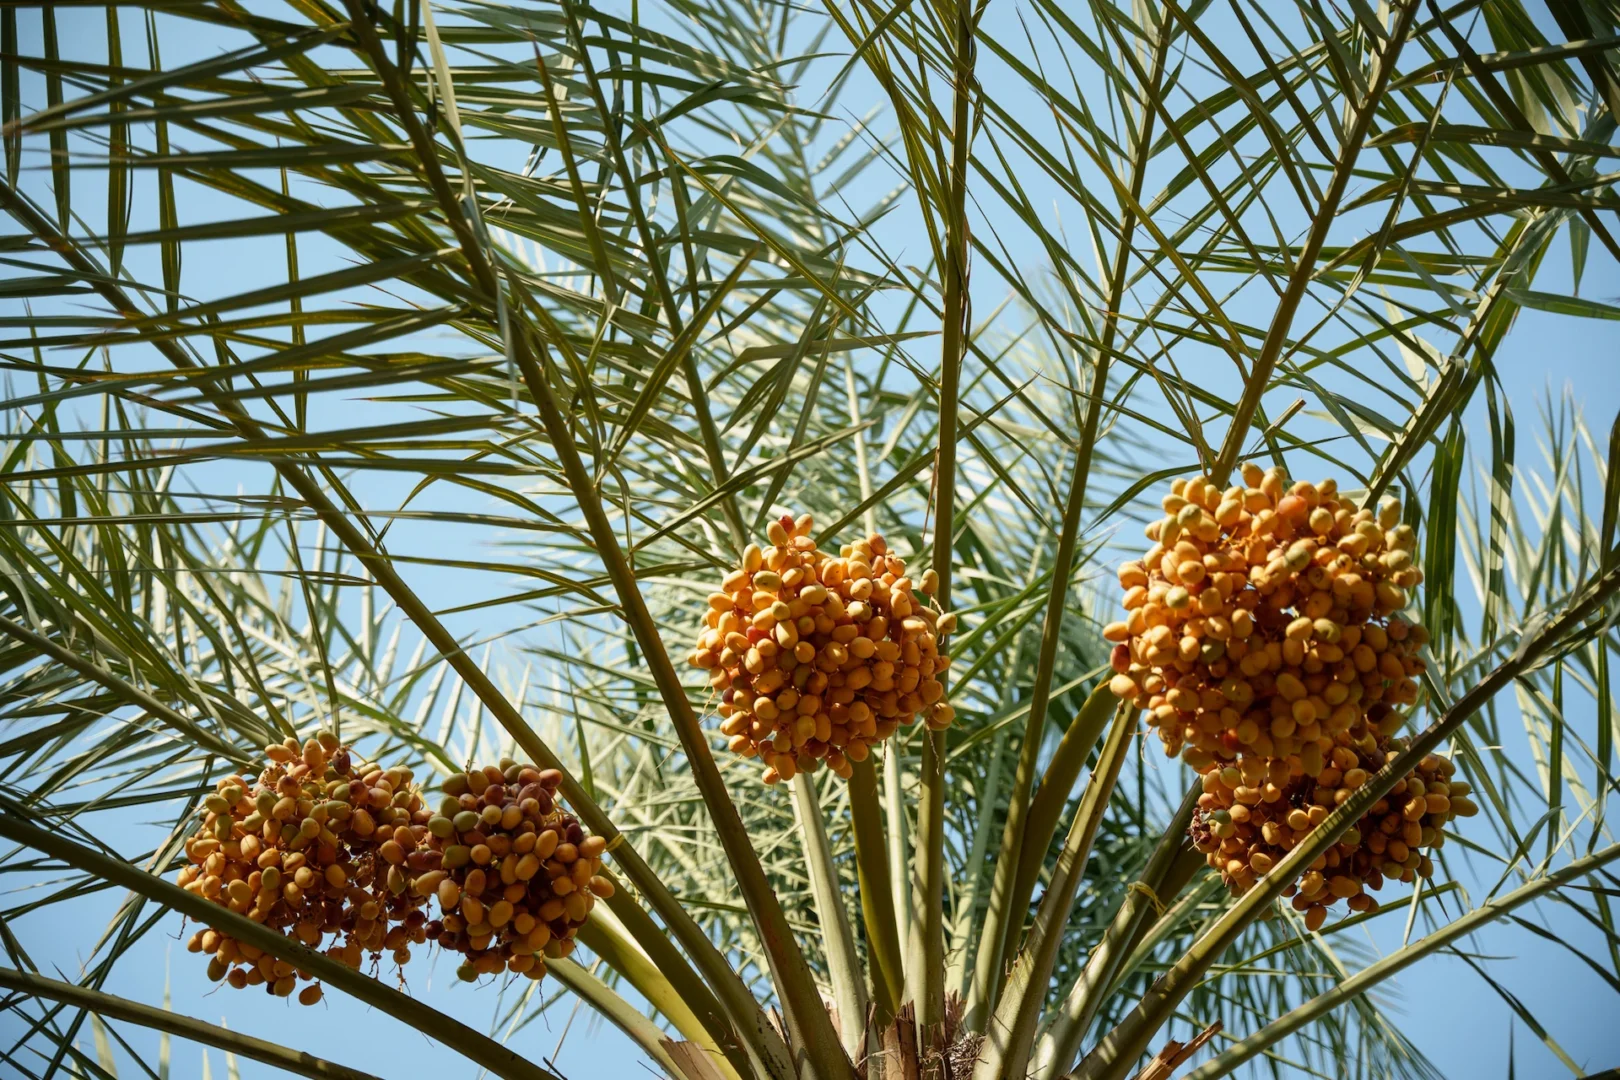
(960, 357), (1084, 1028)
(1002, 685), (1120, 965)
(575, 912), (742, 1080)
(1108, 867), (1218, 997)
(0, 968), (383, 1080)
(547, 958), (698, 1080)
(965, 22), (1172, 1030)
(794, 772), (869, 1057)
(973, 703), (1135, 1080)
(850, 756), (904, 1024)
(1032, 788), (1202, 1080)
(1205, 0), (1422, 485)
(946, 726), (1009, 997)
(909, 724), (948, 1033)
(1069, 558), (1620, 1080)
(1184, 842), (1620, 1080)
(885, 741), (912, 975)
(909, 0), (977, 1039)
(1104, 861), (1221, 1000)
(0, 179), (788, 1080)
(0, 809), (556, 1080)
(593, 875), (744, 1077)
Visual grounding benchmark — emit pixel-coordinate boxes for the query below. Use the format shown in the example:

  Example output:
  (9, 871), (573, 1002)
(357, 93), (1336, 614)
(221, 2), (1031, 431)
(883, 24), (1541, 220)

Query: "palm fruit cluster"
(1188, 738), (1476, 928)
(414, 760), (613, 983)
(688, 513), (955, 784)
(1106, 466), (1477, 928)
(177, 735), (429, 1004)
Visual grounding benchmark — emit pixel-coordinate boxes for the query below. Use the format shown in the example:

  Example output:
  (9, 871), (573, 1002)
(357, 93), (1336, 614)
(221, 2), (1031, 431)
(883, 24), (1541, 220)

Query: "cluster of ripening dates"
(1108, 466), (1476, 929)
(178, 738), (607, 1001)
(689, 513), (954, 784)
(420, 761), (612, 981)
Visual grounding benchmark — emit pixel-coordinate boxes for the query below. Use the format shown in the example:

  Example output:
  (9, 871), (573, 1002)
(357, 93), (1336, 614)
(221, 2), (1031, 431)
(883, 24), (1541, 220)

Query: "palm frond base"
(857, 998), (979, 1080)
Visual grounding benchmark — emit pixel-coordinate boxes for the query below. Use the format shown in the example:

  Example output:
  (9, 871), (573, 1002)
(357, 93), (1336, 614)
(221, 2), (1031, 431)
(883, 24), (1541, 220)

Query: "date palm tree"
(0, 0), (1617, 1077)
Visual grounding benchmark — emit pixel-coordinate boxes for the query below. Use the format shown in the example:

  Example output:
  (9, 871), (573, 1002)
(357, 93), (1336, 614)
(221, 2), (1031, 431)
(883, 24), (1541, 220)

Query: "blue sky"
(1, 2), (1618, 1078)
